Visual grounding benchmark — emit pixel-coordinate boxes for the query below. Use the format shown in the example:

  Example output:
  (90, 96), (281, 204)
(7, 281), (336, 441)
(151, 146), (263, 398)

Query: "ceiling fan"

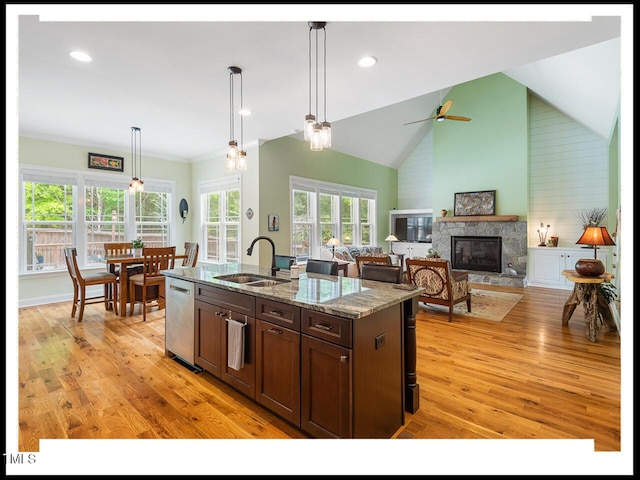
(404, 99), (472, 125)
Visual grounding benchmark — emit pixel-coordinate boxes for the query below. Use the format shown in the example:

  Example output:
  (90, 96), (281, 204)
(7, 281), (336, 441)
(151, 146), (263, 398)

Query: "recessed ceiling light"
(358, 56), (377, 68)
(70, 51), (92, 62)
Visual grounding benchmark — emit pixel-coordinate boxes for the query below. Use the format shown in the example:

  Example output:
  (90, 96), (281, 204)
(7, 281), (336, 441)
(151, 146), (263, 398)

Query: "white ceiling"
(13, 5), (625, 169)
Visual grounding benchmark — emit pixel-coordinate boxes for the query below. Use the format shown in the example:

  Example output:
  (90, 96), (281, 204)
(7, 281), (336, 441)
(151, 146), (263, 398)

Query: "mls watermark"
(4, 452), (37, 465)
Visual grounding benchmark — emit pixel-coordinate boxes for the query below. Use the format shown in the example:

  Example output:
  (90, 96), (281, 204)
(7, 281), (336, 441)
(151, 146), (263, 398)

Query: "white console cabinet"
(528, 247), (610, 290)
(392, 242), (432, 260)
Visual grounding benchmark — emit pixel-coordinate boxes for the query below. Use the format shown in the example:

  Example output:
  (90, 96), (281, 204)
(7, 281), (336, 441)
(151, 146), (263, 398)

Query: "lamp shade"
(574, 225), (615, 276)
(385, 234), (399, 242)
(326, 237), (340, 247)
(575, 226), (616, 248)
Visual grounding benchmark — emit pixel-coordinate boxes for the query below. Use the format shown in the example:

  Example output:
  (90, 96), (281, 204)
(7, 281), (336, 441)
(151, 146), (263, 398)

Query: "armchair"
(405, 258), (471, 322)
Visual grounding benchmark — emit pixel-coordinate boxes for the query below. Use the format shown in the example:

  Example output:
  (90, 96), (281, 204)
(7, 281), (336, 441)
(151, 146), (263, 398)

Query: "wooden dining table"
(105, 252), (187, 317)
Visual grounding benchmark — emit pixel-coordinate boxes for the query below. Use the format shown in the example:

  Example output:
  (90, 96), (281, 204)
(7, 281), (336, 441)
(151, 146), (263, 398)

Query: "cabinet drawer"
(256, 298), (301, 331)
(196, 284), (255, 316)
(302, 309), (352, 348)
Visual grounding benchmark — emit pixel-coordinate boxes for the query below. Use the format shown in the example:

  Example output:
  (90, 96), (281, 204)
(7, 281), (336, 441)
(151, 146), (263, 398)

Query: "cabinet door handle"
(314, 323), (334, 331)
(269, 310), (283, 317)
(216, 311), (225, 317)
(340, 355), (348, 363)
(267, 327), (283, 335)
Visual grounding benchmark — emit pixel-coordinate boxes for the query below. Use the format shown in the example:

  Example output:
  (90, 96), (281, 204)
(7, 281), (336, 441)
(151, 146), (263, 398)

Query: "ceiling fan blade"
(445, 115), (472, 122)
(403, 116), (436, 125)
(438, 99), (454, 117)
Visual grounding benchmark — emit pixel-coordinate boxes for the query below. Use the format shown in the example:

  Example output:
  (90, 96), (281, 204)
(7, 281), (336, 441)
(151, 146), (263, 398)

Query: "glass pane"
(84, 186), (125, 221)
(320, 225), (334, 245)
(24, 182), (74, 222)
(225, 225), (239, 263)
(25, 223), (73, 272)
(225, 190), (240, 222)
(360, 199), (370, 223)
(293, 190), (312, 222)
(206, 225), (220, 262)
(361, 225), (371, 246)
(341, 196), (354, 223)
(292, 224), (311, 257)
(342, 224), (354, 246)
(319, 193), (335, 223)
(208, 193), (220, 222)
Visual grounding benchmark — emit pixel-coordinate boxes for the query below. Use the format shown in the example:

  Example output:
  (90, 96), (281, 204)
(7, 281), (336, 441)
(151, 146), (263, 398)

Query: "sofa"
(320, 245), (400, 278)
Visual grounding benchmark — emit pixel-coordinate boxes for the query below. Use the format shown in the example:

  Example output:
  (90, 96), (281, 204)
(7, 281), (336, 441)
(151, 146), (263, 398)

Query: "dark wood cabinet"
(188, 280), (407, 438)
(195, 285), (256, 398)
(254, 298), (301, 426)
(255, 319), (301, 426)
(300, 333), (352, 438)
(301, 305), (404, 438)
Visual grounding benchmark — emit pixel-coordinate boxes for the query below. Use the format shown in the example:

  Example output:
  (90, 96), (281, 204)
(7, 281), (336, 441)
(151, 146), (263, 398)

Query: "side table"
(561, 269), (616, 342)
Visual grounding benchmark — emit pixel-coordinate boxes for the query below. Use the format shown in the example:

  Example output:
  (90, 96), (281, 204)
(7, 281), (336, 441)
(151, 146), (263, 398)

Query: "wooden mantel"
(437, 215), (519, 222)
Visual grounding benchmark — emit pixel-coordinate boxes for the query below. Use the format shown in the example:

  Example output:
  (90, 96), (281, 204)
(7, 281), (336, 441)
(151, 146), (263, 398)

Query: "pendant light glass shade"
(129, 126), (144, 194)
(226, 66), (247, 172)
(304, 22), (330, 151)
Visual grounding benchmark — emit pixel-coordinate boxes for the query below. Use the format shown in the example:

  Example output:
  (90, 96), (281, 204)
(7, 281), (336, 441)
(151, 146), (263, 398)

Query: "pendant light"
(304, 22), (331, 151)
(129, 126), (144, 194)
(226, 66), (247, 172)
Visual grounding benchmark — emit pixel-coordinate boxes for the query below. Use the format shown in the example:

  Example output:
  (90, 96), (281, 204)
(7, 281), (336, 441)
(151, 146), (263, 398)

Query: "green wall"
(433, 73), (529, 217)
(255, 136), (398, 262)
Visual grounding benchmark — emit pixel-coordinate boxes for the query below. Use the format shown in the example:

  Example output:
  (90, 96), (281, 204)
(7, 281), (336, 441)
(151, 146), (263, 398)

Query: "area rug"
(419, 289), (524, 322)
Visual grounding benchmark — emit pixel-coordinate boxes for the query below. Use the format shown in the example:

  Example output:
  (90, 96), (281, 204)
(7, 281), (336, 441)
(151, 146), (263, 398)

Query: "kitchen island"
(162, 263), (424, 439)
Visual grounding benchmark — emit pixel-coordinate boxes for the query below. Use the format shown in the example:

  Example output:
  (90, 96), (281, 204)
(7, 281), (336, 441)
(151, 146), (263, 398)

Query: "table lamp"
(574, 225), (615, 276)
(326, 237), (340, 259)
(385, 234), (399, 254)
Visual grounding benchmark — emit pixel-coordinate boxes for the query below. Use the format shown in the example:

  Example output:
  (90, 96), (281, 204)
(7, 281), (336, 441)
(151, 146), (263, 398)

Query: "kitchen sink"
(215, 273), (291, 287)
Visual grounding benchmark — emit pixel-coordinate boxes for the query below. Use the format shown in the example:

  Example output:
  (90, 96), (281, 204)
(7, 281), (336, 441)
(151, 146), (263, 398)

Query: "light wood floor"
(15, 284), (621, 455)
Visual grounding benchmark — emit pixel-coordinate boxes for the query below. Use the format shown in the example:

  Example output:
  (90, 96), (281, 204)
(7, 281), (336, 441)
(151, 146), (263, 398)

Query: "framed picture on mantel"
(454, 190), (496, 216)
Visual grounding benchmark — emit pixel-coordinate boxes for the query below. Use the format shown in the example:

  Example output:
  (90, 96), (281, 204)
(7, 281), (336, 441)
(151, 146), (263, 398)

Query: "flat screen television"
(395, 216), (433, 243)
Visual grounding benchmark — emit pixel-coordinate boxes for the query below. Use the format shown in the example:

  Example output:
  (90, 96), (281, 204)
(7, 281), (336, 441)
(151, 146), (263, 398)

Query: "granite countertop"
(162, 263), (424, 319)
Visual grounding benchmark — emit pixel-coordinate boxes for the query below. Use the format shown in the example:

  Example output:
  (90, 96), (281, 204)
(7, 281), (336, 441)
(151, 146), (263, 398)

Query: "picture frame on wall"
(268, 214), (279, 231)
(88, 152), (124, 172)
(454, 190), (496, 216)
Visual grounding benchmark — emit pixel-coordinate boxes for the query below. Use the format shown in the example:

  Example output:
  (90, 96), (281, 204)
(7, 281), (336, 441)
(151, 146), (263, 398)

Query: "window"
(200, 175), (241, 263)
(20, 166), (174, 274)
(291, 176), (377, 259)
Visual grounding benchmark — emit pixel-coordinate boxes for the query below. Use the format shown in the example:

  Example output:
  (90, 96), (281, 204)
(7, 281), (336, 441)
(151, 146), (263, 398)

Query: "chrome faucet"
(247, 236), (279, 276)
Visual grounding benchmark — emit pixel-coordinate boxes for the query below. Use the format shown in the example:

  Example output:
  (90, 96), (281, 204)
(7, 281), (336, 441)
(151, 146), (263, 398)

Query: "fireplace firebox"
(452, 236), (501, 273)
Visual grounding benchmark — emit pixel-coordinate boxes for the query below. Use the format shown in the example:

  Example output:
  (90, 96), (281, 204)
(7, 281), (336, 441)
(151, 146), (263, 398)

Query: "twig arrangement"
(576, 208), (607, 228)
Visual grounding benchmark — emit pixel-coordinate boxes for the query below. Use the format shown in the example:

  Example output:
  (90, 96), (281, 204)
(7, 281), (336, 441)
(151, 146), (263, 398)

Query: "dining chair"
(103, 242), (144, 305)
(182, 242), (199, 267)
(305, 259), (339, 276)
(128, 246), (176, 321)
(64, 247), (119, 322)
(360, 263), (403, 284)
(275, 255), (296, 270)
(354, 254), (392, 277)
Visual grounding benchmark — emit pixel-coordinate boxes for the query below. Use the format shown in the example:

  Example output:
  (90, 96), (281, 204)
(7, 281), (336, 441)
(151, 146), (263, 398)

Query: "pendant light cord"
(308, 26), (312, 115)
(322, 27), (327, 122)
(240, 71), (243, 151)
(314, 26), (319, 123)
(229, 72), (234, 142)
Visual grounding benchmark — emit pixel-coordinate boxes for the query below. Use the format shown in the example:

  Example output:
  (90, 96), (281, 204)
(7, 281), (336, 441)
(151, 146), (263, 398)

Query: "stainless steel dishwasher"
(165, 276), (202, 372)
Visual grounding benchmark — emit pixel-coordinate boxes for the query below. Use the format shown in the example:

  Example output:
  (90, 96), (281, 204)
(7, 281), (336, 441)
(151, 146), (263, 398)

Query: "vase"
(441, 209), (447, 217)
(574, 258), (604, 277)
(134, 248), (142, 257)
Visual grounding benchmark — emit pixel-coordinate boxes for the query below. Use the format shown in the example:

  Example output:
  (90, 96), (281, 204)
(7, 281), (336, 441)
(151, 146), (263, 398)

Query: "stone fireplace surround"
(432, 215), (527, 288)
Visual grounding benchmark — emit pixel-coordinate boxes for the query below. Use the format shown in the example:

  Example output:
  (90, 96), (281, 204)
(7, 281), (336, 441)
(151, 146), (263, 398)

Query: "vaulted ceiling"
(13, 5), (625, 169)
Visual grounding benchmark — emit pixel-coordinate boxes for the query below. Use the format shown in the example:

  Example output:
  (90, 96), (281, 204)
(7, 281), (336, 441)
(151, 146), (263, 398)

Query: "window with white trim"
(200, 175), (241, 263)
(20, 166), (174, 274)
(290, 176), (377, 259)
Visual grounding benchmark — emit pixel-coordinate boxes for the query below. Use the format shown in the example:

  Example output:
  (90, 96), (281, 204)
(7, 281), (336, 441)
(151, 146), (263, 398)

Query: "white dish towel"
(226, 318), (245, 371)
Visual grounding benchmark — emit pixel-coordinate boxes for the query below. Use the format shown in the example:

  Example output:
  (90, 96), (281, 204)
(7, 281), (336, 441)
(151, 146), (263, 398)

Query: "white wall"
(397, 130), (433, 210)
